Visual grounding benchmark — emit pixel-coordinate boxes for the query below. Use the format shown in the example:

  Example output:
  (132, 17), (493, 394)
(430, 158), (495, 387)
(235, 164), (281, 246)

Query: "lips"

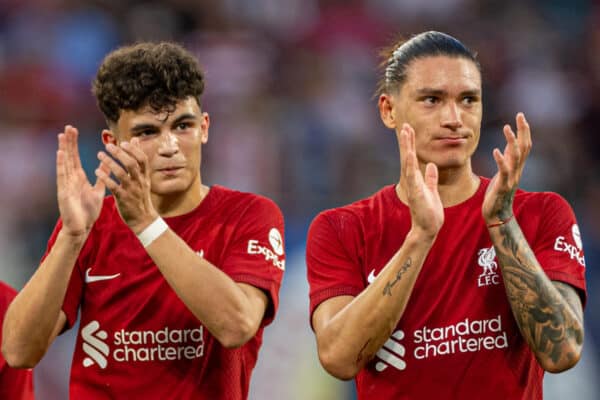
(156, 166), (184, 171)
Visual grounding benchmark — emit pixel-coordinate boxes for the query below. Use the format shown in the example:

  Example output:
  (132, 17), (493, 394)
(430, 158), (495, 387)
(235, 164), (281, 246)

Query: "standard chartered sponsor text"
(112, 326), (204, 362)
(413, 315), (507, 360)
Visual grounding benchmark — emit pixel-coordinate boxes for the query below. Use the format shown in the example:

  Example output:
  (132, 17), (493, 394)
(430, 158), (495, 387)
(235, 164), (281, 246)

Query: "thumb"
(424, 162), (438, 192)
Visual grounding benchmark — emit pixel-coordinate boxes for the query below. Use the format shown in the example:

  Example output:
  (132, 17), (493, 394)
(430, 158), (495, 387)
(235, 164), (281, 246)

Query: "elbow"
(538, 342), (583, 373)
(2, 342), (40, 369)
(216, 315), (260, 349)
(317, 344), (360, 380)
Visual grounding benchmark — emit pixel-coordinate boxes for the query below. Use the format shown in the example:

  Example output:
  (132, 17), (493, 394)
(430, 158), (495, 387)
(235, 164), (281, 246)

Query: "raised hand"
(400, 123), (444, 238)
(56, 126), (106, 237)
(95, 137), (158, 234)
(482, 113), (532, 225)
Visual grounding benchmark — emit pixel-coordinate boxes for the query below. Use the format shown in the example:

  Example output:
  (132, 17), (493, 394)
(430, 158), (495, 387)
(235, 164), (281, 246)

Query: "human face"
(103, 97), (209, 197)
(379, 56), (482, 170)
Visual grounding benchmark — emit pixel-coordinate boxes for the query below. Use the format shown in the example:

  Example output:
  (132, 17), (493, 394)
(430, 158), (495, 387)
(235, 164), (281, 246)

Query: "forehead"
(116, 97), (201, 128)
(402, 55), (481, 94)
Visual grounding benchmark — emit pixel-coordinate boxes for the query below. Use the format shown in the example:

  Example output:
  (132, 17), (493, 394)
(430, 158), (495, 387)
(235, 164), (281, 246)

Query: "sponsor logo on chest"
(373, 315), (508, 373)
(81, 320), (205, 369)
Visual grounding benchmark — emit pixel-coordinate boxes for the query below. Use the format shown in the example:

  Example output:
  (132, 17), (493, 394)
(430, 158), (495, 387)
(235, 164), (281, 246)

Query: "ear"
(378, 94), (397, 129)
(101, 129), (117, 145)
(200, 112), (210, 144)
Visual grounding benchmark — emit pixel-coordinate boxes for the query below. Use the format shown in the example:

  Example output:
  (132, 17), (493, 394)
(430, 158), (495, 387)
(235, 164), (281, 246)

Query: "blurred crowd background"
(0, 0), (599, 398)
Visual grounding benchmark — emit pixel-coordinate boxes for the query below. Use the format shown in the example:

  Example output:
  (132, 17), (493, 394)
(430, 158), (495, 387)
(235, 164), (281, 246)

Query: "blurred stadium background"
(0, 0), (598, 398)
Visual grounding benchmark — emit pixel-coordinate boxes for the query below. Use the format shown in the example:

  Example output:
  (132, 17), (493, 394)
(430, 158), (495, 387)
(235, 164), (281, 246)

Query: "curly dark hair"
(92, 42), (205, 123)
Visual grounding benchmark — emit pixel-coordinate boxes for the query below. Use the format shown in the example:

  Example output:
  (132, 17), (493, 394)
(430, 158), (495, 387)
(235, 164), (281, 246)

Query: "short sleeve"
(220, 197), (285, 327)
(306, 212), (364, 323)
(41, 219), (85, 330)
(533, 193), (587, 305)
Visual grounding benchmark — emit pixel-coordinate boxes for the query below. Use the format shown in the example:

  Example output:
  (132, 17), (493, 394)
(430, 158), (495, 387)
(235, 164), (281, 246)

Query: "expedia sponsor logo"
(554, 224), (585, 267)
(80, 321), (205, 368)
(247, 227), (285, 270)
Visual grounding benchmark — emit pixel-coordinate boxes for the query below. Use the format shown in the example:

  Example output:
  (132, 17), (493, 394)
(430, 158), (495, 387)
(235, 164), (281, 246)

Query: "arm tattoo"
(494, 223), (583, 365)
(383, 257), (412, 297)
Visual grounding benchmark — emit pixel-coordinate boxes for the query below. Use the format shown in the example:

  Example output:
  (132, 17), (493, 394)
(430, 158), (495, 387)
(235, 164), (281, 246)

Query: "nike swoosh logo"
(367, 269), (378, 284)
(85, 268), (121, 283)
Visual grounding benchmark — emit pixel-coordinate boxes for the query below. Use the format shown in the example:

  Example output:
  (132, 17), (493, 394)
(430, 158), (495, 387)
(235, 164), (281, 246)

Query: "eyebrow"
(130, 113), (198, 133)
(415, 88), (481, 97)
(171, 113), (197, 126)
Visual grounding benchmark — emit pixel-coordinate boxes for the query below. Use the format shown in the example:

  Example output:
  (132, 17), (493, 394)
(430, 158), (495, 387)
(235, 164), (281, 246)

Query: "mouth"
(434, 135), (469, 145)
(156, 166), (184, 175)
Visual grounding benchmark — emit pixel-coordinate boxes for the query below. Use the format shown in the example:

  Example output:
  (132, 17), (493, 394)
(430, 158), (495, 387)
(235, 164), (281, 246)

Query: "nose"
(440, 101), (463, 130)
(158, 131), (179, 156)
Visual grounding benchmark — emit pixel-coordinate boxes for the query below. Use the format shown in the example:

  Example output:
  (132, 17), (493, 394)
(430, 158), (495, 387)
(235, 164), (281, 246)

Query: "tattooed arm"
(488, 220), (584, 372)
(311, 125), (444, 379)
(483, 113), (583, 372)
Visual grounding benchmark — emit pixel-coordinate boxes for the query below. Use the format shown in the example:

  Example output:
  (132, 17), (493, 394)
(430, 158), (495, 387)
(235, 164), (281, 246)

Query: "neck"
(151, 178), (209, 218)
(397, 161), (480, 207)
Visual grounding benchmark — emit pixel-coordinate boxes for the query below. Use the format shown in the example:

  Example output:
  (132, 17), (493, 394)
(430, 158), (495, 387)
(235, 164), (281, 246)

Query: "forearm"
(489, 219), (584, 372)
(144, 229), (262, 348)
(2, 231), (85, 367)
(316, 230), (435, 379)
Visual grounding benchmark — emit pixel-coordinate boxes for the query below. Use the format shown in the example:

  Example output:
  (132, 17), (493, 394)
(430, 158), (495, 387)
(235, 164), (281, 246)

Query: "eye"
(133, 129), (156, 137)
(422, 96), (439, 105)
(462, 96), (478, 106)
(176, 122), (192, 130)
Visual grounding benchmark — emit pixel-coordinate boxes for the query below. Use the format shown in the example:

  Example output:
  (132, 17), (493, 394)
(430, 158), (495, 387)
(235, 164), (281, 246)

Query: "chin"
(151, 181), (191, 196)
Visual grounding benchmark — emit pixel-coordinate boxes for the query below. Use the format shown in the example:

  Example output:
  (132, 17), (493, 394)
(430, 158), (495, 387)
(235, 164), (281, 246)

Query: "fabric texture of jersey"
(306, 177), (586, 400)
(43, 185), (285, 400)
(0, 281), (35, 400)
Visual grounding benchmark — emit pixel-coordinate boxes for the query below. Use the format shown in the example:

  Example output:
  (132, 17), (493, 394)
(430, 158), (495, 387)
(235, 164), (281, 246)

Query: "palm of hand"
(58, 170), (104, 235)
(407, 168), (444, 235)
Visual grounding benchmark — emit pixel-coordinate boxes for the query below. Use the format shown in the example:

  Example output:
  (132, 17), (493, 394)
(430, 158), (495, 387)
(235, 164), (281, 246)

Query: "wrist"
(57, 229), (89, 247)
(136, 217), (168, 248)
(407, 226), (438, 246)
(486, 214), (514, 229)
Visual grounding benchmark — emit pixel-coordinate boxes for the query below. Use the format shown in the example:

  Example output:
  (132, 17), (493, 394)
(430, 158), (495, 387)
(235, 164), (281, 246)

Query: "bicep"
(312, 296), (354, 337)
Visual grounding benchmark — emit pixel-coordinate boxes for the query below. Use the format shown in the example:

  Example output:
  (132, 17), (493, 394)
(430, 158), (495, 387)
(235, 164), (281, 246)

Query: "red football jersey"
(307, 177), (586, 400)
(0, 282), (35, 400)
(43, 185), (285, 399)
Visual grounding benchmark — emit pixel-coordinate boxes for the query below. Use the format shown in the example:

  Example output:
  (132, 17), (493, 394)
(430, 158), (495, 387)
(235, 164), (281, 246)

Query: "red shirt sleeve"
(41, 219), (85, 330)
(306, 211), (365, 324)
(0, 282), (35, 400)
(220, 196), (285, 327)
(532, 192), (587, 305)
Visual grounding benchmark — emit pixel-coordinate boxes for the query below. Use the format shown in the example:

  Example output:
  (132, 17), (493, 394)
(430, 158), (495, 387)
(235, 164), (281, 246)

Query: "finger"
(104, 143), (140, 180)
(402, 124), (418, 185)
(68, 126), (83, 171)
(502, 124), (520, 165)
(515, 112), (532, 159)
(399, 125), (410, 179)
(95, 165), (122, 197)
(56, 142), (66, 191)
(492, 148), (510, 184)
(62, 127), (74, 179)
(98, 150), (129, 183)
(120, 139), (147, 175)
(92, 160), (110, 195)
(424, 162), (438, 192)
